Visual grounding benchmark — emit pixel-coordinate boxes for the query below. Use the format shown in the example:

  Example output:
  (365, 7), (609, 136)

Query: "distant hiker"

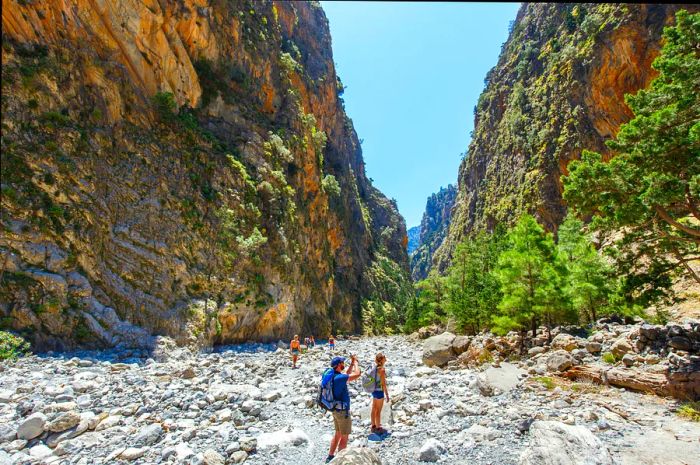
(310, 336), (316, 348)
(304, 336), (311, 347)
(290, 335), (301, 368)
(367, 353), (390, 435)
(322, 355), (360, 463)
(329, 335), (336, 352)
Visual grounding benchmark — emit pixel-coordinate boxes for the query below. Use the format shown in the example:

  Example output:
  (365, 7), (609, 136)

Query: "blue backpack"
(317, 368), (349, 412)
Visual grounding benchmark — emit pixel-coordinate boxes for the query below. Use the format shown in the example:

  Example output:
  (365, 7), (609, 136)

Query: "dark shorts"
(292, 349), (300, 355)
(371, 390), (384, 400)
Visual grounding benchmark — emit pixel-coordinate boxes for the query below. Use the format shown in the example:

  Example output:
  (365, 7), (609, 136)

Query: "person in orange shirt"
(290, 334), (301, 368)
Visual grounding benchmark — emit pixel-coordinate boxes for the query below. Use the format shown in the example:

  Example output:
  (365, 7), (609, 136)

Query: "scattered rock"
(546, 350), (574, 372)
(519, 421), (613, 465)
(422, 332), (457, 367)
(333, 447), (382, 465)
(120, 447), (146, 460)
(202, 449), (225, 465)
(551, 333), (578, 351)
(47, 410), (81, 432)
(419, 438), (446, 462)
(17, 412), (47, 440)
(610, 338), (634, 358)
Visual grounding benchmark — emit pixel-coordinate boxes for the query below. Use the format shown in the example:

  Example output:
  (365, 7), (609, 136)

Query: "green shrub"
(152, 91), (177, 122)
(602, 352), (617, 364)
(677, 402), (700, 422)
(40, 111), (70, 126)
(0, 331), (30, 360)
(534, 376), (555, 390)
(322, 174), (341, 196)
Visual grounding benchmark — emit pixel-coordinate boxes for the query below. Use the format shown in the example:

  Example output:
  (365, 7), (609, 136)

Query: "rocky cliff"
(407, 226), (420, 256)
(0, 0), (411, 350)
(434, 4), (698, 271)
(410, 184), (456, 281)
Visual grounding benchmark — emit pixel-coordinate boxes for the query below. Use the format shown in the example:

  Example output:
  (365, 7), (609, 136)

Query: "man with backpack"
(320, 355), (360, 463)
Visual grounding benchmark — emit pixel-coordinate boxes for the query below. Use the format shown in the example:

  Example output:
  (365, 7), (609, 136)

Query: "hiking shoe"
(325, 455), (335, 463)
(376, 427), (388, 435)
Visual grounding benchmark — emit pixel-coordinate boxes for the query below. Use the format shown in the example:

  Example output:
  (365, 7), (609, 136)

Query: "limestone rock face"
(434, 4), (697, 270)
(0, 0), (410, 349)
(519, 421), (614, 465)
(410, 184), (457, 280)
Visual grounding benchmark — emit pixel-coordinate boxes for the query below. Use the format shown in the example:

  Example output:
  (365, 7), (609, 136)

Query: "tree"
(445, 228), (505, 334)
(493, 215), (569, 344)
(563, 11), (700, 305)
(557, 215), (613, 323)
(414, 270), (448, 327)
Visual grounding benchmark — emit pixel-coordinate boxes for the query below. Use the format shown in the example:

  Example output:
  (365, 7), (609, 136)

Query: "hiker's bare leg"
(329, 431), (341, 455)
(372, 398), (384, 428)
(338, 433), (349, 452)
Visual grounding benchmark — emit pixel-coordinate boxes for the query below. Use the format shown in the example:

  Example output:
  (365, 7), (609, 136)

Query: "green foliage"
(413, 271), (449, 329)
(557, 214), (616, 322)
(152, 91), (177, 122)
(493, 214), (571, 336)
(39, 111), (70, 127)
(236, 227), (268, 257)
(601, 352), (617, 364)
(563, 10), (700, 305)
(677, 402), (700, 422)
(0, 331), (30, 360)
(362, 253), (413, 335)
(445, 228), (505, 333)
(534, 376), (555, 390)
(321, 174), (341, 196)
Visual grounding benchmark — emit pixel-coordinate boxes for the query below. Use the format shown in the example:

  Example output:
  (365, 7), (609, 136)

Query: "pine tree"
(563, 10), (700, 305)
(493, 215), (569, 344)
(557, 215), (613, 323)
(445, 229), (505, 333)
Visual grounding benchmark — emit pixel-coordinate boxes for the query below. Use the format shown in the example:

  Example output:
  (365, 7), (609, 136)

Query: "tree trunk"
(562, 364), (699, 401)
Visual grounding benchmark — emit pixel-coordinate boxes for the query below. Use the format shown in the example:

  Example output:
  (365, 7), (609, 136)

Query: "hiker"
(325, 355), (360, 463)
(369, 353), (390, 435)
(304, 336), (311, 347)
(328, 334), (335, 352)
(310, 335), (316, 348)
(290, 334), (301, 368)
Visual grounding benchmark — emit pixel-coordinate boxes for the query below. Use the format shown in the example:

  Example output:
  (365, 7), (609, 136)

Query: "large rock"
(551, 333), (578, 351)
(47, 411), (81, 432)
(476, 363), (526, 396)
(419, 438), (446, 462)
(519, 421), (613, 465)
(452, 336), (471, 355)
(333, 447), (382, 465)
(256, 429), (309, 449)
(422, 332), (457, 367)
(133, 423), (163, 446)
(610, 338), (634, 358)
(546, 351), (574, 372)
(17, 412), (47, 440)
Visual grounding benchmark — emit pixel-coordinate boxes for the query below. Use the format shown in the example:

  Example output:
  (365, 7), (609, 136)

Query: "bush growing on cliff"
(563, 10), (700, 306)
(0, 331), (30, 360)
(321, 174), (341, 196)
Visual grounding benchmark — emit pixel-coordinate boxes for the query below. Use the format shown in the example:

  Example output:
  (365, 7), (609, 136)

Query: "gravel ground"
(1, 336), (698, 465)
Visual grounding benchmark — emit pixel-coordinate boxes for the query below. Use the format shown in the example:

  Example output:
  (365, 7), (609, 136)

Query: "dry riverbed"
(1, 336), (698, 465)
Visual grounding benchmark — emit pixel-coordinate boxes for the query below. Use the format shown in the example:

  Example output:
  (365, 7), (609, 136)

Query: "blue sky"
(321, 2), (520, 228)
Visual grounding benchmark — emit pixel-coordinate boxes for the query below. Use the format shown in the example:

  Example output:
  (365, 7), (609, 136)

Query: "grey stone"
(546, 350), (574, 372)
(333, 447), (382, 465)
(202, 449), (225, 465)
(422, 332), (457, 367)
(229, 450), (248, 464)
(519, 421), (613, 465)
(47, 410), (81, 432)
(133, 423), (163, 446)
(419, 438), (446, 462)
(17, 412), (47, 440)
(668, 337), (691, 351)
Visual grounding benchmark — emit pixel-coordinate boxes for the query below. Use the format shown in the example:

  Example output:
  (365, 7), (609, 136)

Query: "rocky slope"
(1, 333), (698, 465)
(410, 185), (456, 281)
(434, 3), (698, 270)
(0, 0), (411, 351)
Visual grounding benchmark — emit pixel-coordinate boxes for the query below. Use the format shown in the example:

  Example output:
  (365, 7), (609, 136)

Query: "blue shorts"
(371, 390), (384, 400)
